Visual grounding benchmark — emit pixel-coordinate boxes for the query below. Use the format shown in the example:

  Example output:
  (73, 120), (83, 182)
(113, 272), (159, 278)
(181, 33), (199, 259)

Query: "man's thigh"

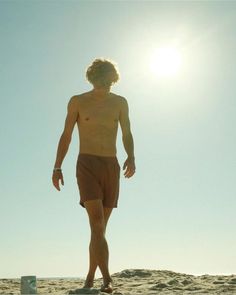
(84, 199), (105, 226)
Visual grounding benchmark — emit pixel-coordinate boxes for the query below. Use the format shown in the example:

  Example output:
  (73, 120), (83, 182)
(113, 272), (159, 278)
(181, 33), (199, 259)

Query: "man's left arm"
(119, 97), (136, 178)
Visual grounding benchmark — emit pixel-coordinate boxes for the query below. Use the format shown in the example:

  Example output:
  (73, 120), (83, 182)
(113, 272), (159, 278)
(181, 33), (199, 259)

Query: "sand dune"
(1, 269), (236, 294)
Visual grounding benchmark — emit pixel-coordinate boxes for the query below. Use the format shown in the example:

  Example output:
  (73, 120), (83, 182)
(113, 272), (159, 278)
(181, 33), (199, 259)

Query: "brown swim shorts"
(76, 153), (120, 208)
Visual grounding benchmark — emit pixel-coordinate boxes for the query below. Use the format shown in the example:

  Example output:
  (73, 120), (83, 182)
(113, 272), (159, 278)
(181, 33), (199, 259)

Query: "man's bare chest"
(78, 102), (120, 127)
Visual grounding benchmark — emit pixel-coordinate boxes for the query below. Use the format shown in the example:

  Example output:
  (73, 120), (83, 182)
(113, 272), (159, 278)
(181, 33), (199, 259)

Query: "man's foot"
(100, 279), (113, 293)
(82, 278), (94, 289)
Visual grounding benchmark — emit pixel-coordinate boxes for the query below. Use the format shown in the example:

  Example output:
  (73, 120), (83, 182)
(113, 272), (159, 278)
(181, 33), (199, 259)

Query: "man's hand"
(52, 170), (64, 191)
(123, 157), (136, 178)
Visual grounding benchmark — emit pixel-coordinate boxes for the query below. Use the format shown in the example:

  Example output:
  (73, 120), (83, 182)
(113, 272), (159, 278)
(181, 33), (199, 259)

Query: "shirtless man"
(52, 58), (135, 293)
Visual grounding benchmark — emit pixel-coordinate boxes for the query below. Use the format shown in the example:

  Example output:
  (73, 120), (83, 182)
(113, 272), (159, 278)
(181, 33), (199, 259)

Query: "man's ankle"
(101, 279), (113, 293)
(103, 276), (112, 284)
(83, 277), (94, 288)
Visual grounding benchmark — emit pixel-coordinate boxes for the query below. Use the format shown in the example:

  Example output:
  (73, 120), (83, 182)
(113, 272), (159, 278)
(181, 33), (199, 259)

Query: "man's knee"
(90, 216), (105, 237)
(84, 199), (106, 236)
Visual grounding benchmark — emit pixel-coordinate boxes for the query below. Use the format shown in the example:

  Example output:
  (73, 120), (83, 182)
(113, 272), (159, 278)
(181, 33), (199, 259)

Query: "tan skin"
(52, 85), (135, 292)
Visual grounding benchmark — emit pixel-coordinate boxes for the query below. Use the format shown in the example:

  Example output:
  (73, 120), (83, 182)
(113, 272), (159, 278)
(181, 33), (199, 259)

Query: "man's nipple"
(85, 117), (90, 121)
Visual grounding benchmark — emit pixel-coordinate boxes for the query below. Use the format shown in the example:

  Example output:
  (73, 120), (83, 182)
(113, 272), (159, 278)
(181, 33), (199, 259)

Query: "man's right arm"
(52, 96), (79, 190)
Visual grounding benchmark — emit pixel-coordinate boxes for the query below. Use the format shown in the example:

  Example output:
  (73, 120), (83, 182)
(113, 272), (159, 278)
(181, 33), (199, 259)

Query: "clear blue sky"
(0, 0), (236, 278)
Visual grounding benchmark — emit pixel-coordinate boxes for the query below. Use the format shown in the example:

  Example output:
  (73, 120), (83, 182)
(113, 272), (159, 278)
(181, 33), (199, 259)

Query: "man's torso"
(75, 91), (123, 157)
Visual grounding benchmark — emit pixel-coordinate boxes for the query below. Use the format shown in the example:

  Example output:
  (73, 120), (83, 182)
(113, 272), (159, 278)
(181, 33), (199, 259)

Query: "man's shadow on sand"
(69, 287), (103, 294)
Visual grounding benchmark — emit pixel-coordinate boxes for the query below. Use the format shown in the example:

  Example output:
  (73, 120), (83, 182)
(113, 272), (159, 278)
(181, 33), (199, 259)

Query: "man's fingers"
(124, 168), (129, 177)
(54, 181), (60, 191)
(124, 167), (132, 177)
(124, 165), (135, 178)
(126, 171), (134, 178)
(52, 174), (63, 191)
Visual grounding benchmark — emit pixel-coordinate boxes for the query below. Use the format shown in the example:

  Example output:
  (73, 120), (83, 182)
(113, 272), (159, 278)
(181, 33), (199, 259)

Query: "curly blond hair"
(86, 58), (120, 87)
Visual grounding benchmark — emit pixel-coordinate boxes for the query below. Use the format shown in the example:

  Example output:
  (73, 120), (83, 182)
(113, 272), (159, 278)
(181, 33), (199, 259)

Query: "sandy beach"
(1, 269), (236, 294)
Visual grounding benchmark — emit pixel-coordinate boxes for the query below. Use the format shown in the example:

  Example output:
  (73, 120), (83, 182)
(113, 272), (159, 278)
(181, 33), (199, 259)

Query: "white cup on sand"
(20, 276), (37, 294)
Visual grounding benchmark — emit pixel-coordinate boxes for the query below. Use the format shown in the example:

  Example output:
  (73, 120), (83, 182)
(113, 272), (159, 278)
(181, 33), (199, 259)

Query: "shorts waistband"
(78, 153), (118, 161)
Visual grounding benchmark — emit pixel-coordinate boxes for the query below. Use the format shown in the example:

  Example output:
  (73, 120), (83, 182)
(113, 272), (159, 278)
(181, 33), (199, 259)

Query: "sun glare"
(149, 46), (182, 77)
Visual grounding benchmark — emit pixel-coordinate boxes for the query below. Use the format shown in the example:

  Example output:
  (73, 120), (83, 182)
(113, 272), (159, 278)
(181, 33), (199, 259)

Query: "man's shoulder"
(110, 92), (127, 104)
(70, 92), (90, 103)
(74, 92), (90, 99)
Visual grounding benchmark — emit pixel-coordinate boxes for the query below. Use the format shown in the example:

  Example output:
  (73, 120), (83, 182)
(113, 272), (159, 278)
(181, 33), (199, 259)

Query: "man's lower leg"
(90, 231), (112, 283)
(85, 224), (110, 287)
(83, 243), (97, 288)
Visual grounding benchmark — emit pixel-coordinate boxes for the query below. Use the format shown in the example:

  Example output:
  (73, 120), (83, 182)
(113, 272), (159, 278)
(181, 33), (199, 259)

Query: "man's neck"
(90, 86), (111, 101)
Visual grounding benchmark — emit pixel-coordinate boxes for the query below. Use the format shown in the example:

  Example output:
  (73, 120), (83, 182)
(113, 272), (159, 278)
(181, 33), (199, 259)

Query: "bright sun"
(149, 46), (182, 77)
